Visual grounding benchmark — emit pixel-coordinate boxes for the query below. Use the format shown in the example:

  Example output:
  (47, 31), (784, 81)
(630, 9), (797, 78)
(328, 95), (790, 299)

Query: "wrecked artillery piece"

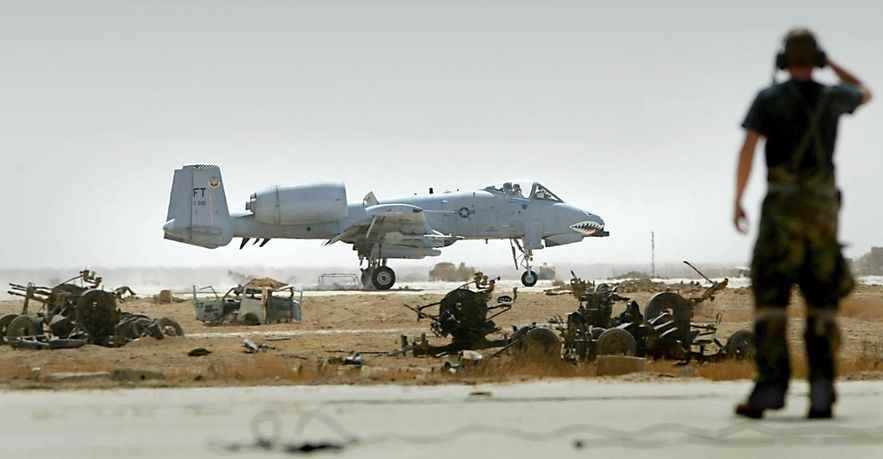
(193, 278), (303, 326)
(557, 266), (755, 363)
(3, 270), (183, 348)
(402, 273), (519, 356)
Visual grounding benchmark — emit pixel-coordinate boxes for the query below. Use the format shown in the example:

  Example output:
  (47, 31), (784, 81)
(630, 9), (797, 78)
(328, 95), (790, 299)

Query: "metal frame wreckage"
(3, 270), (184, 349)
(399, 263), (755, 364)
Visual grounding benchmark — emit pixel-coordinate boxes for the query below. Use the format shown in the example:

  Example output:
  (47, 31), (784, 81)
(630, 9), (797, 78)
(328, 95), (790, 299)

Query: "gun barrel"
(683, 260), (714, 284)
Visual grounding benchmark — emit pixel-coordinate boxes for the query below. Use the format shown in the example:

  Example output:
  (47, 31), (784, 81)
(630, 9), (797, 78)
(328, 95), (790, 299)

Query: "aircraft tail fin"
(163, 164), (233, 249)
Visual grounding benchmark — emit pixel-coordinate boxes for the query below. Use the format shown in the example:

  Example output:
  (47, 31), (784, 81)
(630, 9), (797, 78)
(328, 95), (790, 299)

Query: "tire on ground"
(644, 292), (694, 344)
(241, 313), (261, 326)
(596, 328), (637, 357)
(513, 327), (561, 360)
(0, 314), (20, 337)
(725, 329), (756, 360)
(157, 317), (185, 337)
(6, 315), (43, 339)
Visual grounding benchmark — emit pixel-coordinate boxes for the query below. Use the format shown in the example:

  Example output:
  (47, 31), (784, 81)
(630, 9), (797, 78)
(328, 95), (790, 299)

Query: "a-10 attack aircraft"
(163, 165), (609, 290)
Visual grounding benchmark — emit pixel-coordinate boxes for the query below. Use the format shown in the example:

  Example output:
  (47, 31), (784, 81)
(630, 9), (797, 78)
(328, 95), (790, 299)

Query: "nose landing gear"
(521, 270), (538, 287)
(510, 238), (539, 287)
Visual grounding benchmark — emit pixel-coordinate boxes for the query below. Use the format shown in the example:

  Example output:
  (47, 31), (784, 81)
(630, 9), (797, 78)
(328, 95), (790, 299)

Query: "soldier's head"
(776, 28), (827, 77)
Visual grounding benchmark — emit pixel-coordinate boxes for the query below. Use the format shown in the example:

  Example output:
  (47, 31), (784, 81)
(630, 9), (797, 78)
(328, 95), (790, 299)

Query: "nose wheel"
(521, 270), (539, 287)
(511, 238), (540, 287)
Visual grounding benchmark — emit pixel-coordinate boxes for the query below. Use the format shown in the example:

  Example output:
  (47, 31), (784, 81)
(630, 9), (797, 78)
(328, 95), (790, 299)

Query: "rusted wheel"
(645, 292), (693, 322)
(645, 292), (694, 344)
(596, 328), (637, 356)
(725, 329), (756, 360)
(0, 314), (19, 337)
(157, 317), (184, 337)
(513, 327), (561, 359)
(6, 315), (43, 339)
(241, 313), (260, 326)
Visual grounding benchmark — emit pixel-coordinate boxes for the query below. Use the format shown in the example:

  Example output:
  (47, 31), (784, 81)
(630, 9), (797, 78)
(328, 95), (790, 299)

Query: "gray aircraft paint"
(164, 165), (607, 287)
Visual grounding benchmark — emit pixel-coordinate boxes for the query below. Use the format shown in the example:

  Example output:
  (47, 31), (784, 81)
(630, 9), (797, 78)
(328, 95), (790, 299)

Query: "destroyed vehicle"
(194, 280), (303, 326)
(556, 269), (754, 363)
(402, 272), (517, 356)
(3, 270), (183, 347)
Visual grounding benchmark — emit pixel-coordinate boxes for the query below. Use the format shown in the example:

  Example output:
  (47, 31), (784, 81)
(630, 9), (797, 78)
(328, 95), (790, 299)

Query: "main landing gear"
(511, 239), (538, 287)
(361, 260), (396, 291)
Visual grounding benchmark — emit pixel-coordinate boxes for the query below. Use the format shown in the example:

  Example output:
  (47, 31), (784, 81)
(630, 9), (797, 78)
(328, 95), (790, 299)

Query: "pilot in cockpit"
(512, 183), (523, 197)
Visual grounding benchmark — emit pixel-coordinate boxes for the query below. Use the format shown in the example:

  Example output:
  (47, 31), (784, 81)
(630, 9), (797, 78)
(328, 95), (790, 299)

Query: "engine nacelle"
(246, 183), (347, 225)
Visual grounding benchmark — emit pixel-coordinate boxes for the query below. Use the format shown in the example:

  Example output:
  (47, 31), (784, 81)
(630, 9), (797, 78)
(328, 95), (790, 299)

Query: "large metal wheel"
(596, 328), (637, 356)
(725, 329), (756, 360)
(0, 314), (19, 337)
(6, 315), (42, 339)
(645, 291), (693, 345)
(513, 327), (562, 359)
(372, 266), (396, 290)
(644, 292), (693, 322)
(157, 317), (184, 337)
(521, 270), (538, 287)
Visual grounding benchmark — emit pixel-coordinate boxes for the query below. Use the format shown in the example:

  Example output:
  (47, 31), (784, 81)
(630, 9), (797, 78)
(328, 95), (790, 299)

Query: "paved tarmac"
(4, 379), (883, 458)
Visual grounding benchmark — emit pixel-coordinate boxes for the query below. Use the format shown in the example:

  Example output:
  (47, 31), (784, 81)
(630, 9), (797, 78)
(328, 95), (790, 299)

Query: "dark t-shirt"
(742, 79), (863, 182)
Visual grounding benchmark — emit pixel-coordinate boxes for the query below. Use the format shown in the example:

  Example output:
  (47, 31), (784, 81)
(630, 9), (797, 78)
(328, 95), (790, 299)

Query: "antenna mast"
(650, 231), (656, 278)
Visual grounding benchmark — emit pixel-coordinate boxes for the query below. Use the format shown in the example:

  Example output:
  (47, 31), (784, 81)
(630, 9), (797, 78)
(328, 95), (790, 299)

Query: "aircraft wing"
(325, 204), (460, 249)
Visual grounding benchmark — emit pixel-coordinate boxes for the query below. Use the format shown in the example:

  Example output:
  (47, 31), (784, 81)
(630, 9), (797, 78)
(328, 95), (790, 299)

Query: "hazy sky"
(1, 1), (880, 270)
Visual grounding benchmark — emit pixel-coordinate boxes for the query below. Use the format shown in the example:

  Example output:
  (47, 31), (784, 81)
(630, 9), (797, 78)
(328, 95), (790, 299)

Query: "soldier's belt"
(766, 182), (839, 198)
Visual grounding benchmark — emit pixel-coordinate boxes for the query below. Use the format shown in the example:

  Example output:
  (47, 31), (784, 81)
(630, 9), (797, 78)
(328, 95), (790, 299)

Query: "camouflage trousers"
(750, 188), (853, 386)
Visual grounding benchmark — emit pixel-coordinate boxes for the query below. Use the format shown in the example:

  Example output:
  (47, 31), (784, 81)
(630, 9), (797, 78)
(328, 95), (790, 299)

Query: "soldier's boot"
(805, 311), (840, 419)
(736, 311), (789, 419)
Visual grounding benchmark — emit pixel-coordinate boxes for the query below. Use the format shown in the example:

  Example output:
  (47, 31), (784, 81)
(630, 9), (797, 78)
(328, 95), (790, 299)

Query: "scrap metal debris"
(243, 337), (275, 353)
(554, 265), (754, 363)
(188, 347), (212, 357)
(4, 270), (184, 348)
(402, 273), (517, 356)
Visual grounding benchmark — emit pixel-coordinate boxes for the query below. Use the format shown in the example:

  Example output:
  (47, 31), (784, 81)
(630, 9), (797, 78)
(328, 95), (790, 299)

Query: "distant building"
(538, 263), (557, 281)
(429, 262), (476, 282)
(853, 247), (883, 275)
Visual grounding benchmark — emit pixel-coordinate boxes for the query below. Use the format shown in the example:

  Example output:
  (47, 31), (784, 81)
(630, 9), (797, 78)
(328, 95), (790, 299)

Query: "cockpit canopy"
(481, 181), (563, 202)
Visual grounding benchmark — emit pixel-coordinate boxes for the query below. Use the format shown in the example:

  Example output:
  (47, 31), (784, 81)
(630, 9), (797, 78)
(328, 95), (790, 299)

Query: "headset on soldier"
(771, 31), (828, 83)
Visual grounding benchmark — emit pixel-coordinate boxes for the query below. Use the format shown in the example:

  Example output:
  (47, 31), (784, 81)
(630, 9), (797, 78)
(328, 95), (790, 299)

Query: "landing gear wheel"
(725, 329), (756, 360)
(596, 328), (637, 356)
(521, 270), (538, 287)
(371, 266), (396, 291)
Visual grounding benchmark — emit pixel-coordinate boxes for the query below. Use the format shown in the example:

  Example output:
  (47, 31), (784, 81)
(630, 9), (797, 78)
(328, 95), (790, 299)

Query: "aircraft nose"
(569, 211), (607, 237)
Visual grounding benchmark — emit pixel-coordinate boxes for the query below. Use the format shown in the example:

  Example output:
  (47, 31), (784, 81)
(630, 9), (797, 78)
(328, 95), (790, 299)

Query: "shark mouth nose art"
(570, 220), (605, 236)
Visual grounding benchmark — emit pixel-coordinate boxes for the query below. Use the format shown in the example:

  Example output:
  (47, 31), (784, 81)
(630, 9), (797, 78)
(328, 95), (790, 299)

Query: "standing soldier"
(733, 28), (872, 419)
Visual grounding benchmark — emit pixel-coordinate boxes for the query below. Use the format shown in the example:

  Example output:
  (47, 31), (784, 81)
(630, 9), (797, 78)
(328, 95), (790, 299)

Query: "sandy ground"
(1, 283), (882, 389)
(4, 379), (883, 458)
